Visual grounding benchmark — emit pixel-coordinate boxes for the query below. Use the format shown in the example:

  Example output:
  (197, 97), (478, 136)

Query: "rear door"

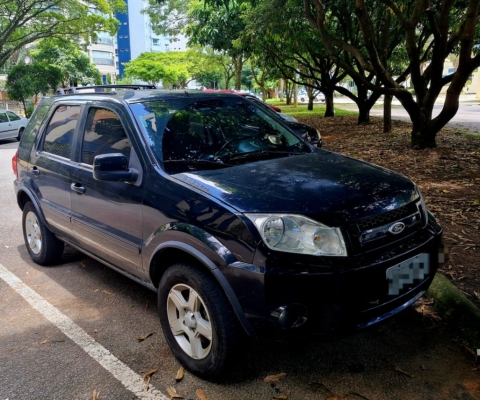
(6, 111), (24, 138)
(70, 102), (144, 274)
(29, 103), (82, 238)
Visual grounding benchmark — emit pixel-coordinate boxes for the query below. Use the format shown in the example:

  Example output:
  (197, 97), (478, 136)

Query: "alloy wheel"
(166, 283), (213, 360)
(25, 211), (42, 255)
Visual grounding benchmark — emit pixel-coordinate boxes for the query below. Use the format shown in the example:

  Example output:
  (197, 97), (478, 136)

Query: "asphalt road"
(1, 138), (479, 400)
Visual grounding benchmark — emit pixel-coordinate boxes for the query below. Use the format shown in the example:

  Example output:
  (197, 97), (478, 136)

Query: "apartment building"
(115, 0), (188, 78)
(87, 31), (117, 84)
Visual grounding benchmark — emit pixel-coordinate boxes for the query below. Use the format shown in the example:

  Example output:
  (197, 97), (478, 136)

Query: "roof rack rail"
(56, 84), (157, 95)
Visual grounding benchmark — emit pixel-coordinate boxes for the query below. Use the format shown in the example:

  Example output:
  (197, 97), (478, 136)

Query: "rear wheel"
(158, 262), (238, 379)
(17, 127), (24, 141)
(22, 201), (64, 265)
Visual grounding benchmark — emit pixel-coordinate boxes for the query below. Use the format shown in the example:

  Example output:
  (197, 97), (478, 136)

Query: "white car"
(0, 109), (28, 141)
(299, 92), (325, 103)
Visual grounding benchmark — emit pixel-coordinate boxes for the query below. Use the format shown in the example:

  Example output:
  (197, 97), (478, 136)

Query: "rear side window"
(0, 113), (7, 123)
(6, 111), (21, 121)
(81, 107), (131, 165)
(18, 104), (50, 161)
(43, 105), (80, 159)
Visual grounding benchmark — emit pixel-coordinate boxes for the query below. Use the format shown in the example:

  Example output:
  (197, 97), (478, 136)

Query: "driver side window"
(81, 107), (131, 165)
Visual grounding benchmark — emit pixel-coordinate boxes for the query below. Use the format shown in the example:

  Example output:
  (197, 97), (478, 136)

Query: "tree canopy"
(0, 0), (124, 70)
(31, 39), (101, 87)
(6, 62), (62, 116)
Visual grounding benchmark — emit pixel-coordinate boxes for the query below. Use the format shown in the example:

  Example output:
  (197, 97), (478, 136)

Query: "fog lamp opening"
(270, 304), (308, 329)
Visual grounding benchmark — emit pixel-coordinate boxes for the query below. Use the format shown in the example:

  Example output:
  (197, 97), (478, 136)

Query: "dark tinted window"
(6, 111), (21, 121)
(131, 98), (306, 170)
(43, 105), (80, 158)
(81, 107), (130, 165)
(0, 113), (8, 123)
(18, 105), (50, 161)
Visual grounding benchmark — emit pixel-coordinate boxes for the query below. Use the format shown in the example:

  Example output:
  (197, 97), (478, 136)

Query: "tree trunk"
(22, 99), (27, 118)
(284, 79), (294, 104)
(411, 123), (437, 148)
(383, 95), (392, 133)
(234, 56), (243, 90)
(324, 89), (334, 117)
(410, 108), (437, 148)
(308, 97), (314, 110)
(357, 102), (370, 124)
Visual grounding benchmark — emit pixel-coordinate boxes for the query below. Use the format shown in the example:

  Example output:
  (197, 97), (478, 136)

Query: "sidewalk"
(334, 92), (480, 106)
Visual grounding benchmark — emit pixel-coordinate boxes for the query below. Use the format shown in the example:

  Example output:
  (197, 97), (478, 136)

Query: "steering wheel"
(214, 136), (251, 157)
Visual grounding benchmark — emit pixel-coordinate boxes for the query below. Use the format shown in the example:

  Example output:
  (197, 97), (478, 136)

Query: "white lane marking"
(0, 263), (168, 400)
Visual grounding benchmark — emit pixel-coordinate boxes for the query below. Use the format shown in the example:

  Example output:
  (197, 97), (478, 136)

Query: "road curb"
(427, 273), (480, 350)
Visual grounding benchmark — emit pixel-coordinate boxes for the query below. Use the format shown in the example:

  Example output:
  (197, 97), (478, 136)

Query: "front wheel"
(158, 263), (238, 379)
(22, 201), (64, 265)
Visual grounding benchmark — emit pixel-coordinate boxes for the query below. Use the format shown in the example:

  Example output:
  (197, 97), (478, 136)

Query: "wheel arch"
(16, 188), (51, 230)
(149, 241), (256, 337)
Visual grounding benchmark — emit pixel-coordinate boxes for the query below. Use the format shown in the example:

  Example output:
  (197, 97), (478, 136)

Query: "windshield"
(130, 97), (310, 173)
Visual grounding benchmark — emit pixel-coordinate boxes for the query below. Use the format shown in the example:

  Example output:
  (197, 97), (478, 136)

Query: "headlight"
(245, 214), (347, 256)
(315, 128), (322, 140)
(415, 186), (429, 228)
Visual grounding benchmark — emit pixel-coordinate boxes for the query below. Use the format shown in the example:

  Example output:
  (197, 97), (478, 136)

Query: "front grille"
(356, 202), (418, 231)
(345, 200), (429, 260)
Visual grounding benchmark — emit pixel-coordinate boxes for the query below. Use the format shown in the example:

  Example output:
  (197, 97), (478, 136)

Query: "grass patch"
(265, 100), (356, 117)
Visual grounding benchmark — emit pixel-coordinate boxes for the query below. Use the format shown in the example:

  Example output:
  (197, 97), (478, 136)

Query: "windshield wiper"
(163, 159), (231, 168)
(226, 150), (305, 162)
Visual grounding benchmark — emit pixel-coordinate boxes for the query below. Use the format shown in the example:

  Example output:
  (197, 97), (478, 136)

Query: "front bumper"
(222, 220), (443, 335)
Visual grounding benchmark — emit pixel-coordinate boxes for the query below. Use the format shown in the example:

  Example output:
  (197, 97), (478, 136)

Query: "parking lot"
(1, 138), (479, 400)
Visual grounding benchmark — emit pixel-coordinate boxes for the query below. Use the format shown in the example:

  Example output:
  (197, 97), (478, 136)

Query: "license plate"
(386, 253), (430, 295)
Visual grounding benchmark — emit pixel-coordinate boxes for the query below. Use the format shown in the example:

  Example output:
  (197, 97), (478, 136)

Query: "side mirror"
(93, 153), (138, 182)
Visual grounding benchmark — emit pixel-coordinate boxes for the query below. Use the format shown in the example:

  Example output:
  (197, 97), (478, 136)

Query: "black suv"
(12, 85), (442, 379)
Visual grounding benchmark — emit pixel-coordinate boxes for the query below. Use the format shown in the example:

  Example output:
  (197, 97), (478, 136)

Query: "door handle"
(70, 183), (86, 194)
(29, 166), (40, 176)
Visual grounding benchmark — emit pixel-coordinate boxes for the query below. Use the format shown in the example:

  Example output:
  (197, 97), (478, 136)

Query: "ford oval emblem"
(388, 222), (405, 234)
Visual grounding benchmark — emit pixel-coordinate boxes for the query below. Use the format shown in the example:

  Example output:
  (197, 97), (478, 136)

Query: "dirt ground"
(296, 114), (480, 309)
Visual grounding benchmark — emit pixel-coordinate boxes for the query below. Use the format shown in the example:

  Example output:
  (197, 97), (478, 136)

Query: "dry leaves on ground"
(166, 387), (185, 399)
(143, 368), (158, 391)
(137, 332), (154, 342)
(264, 373), (287, 383)
(272, 390), (291, 399)
(175, 366), (185, 382)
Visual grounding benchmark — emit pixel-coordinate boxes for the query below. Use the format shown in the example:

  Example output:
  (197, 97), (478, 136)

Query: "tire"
(22, 201), (64, 265)
(17, 127), (24, 141)
(158, 262), (238, 379)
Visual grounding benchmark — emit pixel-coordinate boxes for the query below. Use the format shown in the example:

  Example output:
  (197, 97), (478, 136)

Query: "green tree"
(0, 0), (123, 70)
(124, 51), (195, 88)
(31, 39), (101, 87)
(186, 0), (247, 89)
(303, 0), (480, 148)
(7, 63), (62, 116)
(145, 0), (190, 37)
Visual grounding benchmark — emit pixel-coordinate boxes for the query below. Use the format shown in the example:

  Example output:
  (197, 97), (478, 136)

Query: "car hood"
(283, 120), (316, 135)
(173, 151), (418, 225)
